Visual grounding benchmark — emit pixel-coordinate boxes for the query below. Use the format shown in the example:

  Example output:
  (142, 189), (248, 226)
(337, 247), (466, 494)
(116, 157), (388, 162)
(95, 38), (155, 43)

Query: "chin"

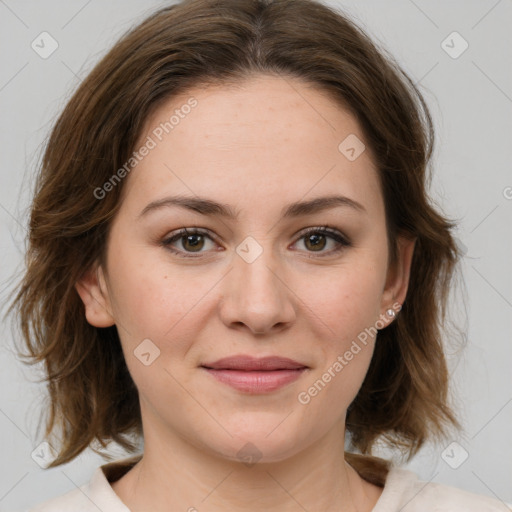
(205, 421), (308, 466)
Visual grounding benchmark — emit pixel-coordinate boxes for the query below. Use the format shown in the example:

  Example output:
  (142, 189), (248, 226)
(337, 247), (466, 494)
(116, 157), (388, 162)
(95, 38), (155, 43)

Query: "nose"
(218, 243), (296, 335)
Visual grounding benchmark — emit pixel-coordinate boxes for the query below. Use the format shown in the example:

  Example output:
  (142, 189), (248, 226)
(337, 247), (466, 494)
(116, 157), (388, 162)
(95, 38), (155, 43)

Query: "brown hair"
(7, 0), (463, 482)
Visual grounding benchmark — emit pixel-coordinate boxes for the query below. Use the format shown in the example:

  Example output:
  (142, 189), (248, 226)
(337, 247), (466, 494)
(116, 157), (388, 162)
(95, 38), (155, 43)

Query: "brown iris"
(304, 232), (327, 252)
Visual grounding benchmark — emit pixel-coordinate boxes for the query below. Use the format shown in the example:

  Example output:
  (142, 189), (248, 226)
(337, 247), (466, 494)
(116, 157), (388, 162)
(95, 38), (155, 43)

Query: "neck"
(111, 420), (382, 512)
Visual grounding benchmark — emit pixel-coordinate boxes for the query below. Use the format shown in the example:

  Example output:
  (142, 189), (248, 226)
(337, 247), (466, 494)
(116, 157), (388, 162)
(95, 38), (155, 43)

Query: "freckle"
(164, 275), (167, 279)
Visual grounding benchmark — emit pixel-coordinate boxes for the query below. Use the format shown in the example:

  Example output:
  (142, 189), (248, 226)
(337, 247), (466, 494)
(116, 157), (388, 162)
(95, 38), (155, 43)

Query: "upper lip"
(201, 355), (307, 371)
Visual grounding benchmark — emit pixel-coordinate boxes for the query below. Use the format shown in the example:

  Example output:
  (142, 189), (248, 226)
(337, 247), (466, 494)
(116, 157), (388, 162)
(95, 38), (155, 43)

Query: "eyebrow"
(138, 194), (367, 220)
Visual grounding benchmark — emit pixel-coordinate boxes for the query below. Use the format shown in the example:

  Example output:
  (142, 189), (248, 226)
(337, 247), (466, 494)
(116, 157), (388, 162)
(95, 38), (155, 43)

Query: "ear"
(75, 261), (116, 328)
(380, 234), (416, 317)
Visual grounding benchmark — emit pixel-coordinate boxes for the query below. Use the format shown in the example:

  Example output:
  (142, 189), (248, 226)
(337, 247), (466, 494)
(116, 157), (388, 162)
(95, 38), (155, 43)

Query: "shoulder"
(404, 477), (511, 511)
(25, 485), (93, 512)
(25, 456), (139, 512)
(377, 467), (511, 512)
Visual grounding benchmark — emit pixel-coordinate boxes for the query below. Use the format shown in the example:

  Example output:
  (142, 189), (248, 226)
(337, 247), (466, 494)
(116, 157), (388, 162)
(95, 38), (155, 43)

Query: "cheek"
(107, 248), (197, 336)
(303, 260), (386, 337)
(295, 272), (381, 428)
(108, 257), (205, 396)
(296, 256), (386, 395)
(106, 247), (225, 381)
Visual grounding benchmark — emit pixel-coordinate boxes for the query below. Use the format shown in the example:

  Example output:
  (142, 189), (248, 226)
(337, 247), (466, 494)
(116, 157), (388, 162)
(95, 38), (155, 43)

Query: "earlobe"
(75, 262), (116, 328)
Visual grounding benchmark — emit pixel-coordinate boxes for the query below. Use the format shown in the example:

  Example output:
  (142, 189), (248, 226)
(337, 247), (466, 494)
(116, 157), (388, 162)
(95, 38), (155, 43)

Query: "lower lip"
(202, 368), (306, 393)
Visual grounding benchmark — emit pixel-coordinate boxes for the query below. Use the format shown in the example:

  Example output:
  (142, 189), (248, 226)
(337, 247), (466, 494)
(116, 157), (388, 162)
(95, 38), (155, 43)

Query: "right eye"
(161, 228), (219, 258)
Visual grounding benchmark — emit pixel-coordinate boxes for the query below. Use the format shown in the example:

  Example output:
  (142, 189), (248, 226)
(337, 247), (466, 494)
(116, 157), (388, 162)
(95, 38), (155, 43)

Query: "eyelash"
(161, 226), (352, 259)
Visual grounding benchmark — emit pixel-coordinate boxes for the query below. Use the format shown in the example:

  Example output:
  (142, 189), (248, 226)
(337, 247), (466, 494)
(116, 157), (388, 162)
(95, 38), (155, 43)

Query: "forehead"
(121, 74), (382, 218)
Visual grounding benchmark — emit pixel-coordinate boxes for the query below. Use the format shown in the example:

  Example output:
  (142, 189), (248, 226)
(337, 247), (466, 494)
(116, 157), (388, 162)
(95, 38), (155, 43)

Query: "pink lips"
(201, 355), (308, 393)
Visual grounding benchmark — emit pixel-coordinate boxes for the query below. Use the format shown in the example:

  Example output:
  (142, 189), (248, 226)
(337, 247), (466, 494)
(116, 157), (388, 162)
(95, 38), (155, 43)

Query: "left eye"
(294, 227), (350, 255)
(161, 226), (351, 258)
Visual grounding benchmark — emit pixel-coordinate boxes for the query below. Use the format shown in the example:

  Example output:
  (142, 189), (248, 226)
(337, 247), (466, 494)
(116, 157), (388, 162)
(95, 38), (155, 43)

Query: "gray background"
(1, 0), (511, 510)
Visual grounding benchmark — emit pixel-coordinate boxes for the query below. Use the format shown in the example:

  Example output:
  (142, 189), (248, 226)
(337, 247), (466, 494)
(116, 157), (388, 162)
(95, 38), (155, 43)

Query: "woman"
(8, 0), (509, 510)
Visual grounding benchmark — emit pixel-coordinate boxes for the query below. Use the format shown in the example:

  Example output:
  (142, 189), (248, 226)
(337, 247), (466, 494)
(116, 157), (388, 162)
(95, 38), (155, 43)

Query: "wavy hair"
(6, 0), (463, 483)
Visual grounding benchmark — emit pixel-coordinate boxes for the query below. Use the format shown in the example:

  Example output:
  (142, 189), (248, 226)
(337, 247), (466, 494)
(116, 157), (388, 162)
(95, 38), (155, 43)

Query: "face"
(77, 74), (414, 464)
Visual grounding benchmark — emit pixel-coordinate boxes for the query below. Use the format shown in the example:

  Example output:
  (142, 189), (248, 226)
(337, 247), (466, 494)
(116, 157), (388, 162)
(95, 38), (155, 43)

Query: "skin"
(76, 73), (415, 512)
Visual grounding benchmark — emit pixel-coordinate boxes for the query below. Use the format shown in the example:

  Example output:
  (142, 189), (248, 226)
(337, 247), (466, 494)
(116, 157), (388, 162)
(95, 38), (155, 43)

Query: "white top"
(26, 457), (511, 512)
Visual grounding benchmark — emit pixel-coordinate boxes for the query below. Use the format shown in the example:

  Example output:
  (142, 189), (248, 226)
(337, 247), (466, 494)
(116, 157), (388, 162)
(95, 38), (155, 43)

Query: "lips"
(201, 355), (307, 371)
(200, 355), (308, 393)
